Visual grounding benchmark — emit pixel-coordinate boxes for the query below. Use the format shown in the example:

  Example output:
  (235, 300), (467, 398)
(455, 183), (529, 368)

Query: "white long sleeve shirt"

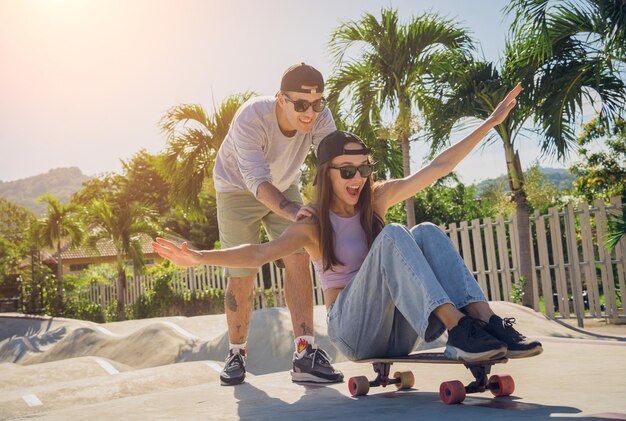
(213, 96), (336, 195)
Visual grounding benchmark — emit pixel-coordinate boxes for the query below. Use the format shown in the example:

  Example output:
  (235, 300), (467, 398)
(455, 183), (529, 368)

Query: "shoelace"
(502, 317), (526, 341)
(310, 347), (332, 369)
(226, 351), (245, 369)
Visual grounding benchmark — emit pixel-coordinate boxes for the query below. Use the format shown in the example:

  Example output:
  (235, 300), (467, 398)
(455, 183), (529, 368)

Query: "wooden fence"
(80, 197), (625, 324)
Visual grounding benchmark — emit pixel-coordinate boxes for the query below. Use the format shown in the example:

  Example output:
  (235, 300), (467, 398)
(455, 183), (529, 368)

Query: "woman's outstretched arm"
(374, 84), (522, 214)
(152, 219), (316, 269)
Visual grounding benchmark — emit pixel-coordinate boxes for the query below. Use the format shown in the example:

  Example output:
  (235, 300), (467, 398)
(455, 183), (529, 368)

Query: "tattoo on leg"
(236, 324), (241, 333)
(300, 322), (313, 336)
(226, 290), (238, 312)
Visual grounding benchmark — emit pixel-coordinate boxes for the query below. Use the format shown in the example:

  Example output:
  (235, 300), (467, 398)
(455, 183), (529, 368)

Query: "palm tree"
(422, 31), (624, 307)
(37, 194), (83, 312)
(85, 199), (158, 320)
(327, 8), (473, 227)
(506, 0), (626, 144)
(159, 92), (254, 217)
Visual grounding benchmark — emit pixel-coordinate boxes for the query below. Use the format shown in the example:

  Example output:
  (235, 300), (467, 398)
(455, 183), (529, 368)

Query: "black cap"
(280, 63), (324, 94)
(316, 131), (371, 166)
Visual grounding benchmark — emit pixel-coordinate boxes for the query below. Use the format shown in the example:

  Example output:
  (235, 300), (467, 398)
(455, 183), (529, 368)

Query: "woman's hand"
(295, 204), (318, 221)
(152, 238), (203, 267)
(487, 83), (522, 126)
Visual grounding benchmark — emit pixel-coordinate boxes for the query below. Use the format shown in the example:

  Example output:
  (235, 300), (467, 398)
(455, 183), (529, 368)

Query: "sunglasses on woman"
(282, 93), (327, 113)
(329, 163), (375, 179)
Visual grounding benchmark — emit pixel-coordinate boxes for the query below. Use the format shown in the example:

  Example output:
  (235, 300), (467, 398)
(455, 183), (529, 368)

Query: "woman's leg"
(410, 223), (542, 358)
(327, 224), (503, 361)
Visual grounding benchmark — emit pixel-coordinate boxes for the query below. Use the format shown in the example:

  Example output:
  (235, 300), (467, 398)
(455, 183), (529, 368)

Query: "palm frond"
(606, 210), (626, 251)
(159, 93), (253, 214)
(533, 55), (626, 159)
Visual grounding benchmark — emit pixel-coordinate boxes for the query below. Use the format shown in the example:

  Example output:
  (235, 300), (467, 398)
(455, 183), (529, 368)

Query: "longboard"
(349, 351), (513, 404)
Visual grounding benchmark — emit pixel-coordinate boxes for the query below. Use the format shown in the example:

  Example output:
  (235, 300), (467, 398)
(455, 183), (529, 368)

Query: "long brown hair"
(314, 158), (383, 272)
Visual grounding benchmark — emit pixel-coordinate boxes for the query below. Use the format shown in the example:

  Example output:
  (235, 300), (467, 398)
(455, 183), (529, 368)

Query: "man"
(212, 63), (343, 385)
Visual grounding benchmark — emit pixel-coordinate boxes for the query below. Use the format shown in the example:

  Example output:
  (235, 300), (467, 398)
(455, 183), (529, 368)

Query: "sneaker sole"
(220, 376), (246, 386)
(507, 346), (543, 359)
(444, 345), (507, 362)
(291, 371), (343, 383)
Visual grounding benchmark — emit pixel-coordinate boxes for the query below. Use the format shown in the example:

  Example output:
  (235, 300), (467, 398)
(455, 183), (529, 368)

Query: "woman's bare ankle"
(433, 303), (465, 330)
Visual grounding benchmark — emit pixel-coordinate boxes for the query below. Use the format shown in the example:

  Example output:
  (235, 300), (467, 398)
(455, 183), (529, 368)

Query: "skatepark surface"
(1, 301), (625, 420)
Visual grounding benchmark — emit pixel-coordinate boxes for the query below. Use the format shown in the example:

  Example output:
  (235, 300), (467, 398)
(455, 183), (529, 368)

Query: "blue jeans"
(326, 223), (487, 361)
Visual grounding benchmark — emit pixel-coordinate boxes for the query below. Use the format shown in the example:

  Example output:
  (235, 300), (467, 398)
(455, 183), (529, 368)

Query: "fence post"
(448, 222), (460, 252)
(609, 197), (626, 317)
(528, 217), (540, 312)
(564, 203), (585, 327)
(580, 202), (601, 316)
(459, 221), (474, 278)
(535, 211), (554, 317)
(596, 200), (619, 318)
(471, 219), (488, 294)
(496, 215), (512, 303)
(484, 218), (500, 301)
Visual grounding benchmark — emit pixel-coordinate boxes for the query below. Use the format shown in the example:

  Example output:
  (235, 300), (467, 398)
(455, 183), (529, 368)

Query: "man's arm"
(256, 181), (301, 222)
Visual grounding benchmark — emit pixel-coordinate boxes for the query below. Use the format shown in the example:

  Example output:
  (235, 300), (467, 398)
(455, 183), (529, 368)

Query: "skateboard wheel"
(488, 374), (515, 397)
(393, 371), (415, 390)
(439, 380), (466, 404)
(348, 376), (370, 396)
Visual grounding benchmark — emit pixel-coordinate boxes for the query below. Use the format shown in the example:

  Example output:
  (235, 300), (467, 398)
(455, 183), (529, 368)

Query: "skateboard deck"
(349, 351), (513, 404)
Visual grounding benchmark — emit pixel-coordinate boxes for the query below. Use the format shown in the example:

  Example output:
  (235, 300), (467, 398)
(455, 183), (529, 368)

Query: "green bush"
(106, 300), (121, 322)
(64, 296), (105, 323)
(126, 263), (226, 319)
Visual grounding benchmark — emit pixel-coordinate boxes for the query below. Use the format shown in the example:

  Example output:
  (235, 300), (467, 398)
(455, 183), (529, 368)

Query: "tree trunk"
(56, 242), (64, 314)
(505, 147), (534, 308)
(401, 136), (416, 227)
(514, 189), (534, 307)
(117, 267), (126, 321)
(398, 99), (416, 227)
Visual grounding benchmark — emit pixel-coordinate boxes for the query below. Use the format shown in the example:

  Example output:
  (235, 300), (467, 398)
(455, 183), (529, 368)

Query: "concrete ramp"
(1, 302), (625, 420)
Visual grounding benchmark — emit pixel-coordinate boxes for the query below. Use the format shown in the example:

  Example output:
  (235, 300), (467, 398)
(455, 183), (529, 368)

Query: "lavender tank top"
(312, 211), (369, 291)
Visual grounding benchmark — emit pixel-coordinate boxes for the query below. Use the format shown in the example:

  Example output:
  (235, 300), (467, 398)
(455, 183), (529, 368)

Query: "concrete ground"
(1, 302), (625, 420)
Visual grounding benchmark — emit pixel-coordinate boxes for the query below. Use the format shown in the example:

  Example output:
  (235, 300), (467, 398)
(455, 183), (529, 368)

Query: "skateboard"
(348, 351), (513, 404)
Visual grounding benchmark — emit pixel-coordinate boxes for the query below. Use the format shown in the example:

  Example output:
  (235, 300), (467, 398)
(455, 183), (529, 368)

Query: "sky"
(0, 0), (595, 185)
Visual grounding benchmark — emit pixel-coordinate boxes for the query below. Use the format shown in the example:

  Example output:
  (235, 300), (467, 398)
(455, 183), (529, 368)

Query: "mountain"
(475, 167), (576, 193)
(539, 167), (578, 191)
(0, 167), (91, 215)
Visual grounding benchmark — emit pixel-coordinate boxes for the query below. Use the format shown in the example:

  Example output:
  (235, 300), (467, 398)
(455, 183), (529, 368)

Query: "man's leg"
(216, 190), (266, 386)
(282, 253), (314, 339)
(263, 186), (343, 383)
(225, 275), (256, 345)
(281, 253), (343, 383)
(219, 274), (257, 386)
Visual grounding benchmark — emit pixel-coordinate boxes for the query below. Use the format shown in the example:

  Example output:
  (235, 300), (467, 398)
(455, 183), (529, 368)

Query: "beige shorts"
(216, 184), (304, 277)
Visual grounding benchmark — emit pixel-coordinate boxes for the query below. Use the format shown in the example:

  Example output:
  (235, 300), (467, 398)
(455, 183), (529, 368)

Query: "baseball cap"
(280, 63), (324, 94)
(316, 131), (371, 166)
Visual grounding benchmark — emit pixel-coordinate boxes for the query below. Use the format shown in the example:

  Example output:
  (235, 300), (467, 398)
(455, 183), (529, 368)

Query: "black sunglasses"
(282, 93), (327, 113)
(329, 163), (375, 179)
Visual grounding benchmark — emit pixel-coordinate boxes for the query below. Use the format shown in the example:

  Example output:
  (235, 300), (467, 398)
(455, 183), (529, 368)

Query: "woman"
(152, 84), (542, 364)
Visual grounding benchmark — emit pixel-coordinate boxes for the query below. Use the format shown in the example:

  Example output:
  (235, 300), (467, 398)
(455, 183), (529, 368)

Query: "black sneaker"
(220, 348), (246, 386)
(485, 315), (543, 358)
(291, 345), (344, 383)
(445, 316), (507, 362)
